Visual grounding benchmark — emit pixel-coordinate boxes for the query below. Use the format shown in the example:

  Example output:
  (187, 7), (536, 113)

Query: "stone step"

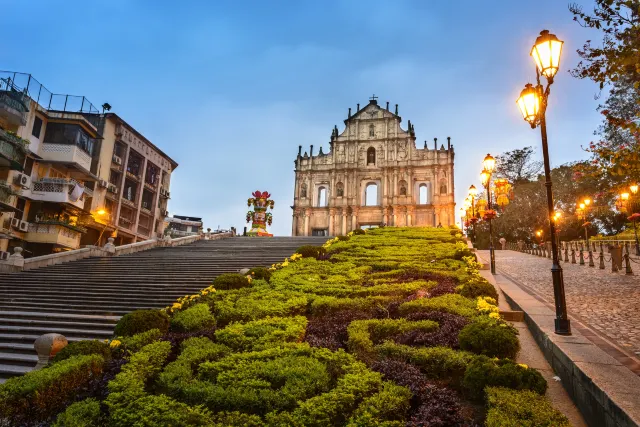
(0, 364), (32, 380)
(0, 317), (117, 329)
(0, 352), (37, 364)
(0, 310), (120, 322)
(0, 325), (113, 338)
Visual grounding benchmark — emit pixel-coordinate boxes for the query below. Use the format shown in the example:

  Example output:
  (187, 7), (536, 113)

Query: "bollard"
(588, 249), (595, 267)
(571, 248), (576, 264)
(34, 333), (68, 369)
(564, 245), (569, 263)
(625, 253), (633, 275)
(547, 242), (551, 259)
(599, 250), (605, 269)
(579, 247), (585, 265)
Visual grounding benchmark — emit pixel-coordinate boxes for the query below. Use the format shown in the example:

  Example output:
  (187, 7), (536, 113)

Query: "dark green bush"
(486, 387), (570, 427)
(248, 266), (272, 282)
(457, 277), (499, 301)
(352, 229), (366, 235)
(398, 294), (478, 318)
(209, 287), (308, 325)
(295, 245), (327, 259)
(114, 309), (169, 337)
(459, 317), (519, 359)
(212, 273), (251, 290)
(51, 339), (111, 364)
(53, 398), (103, 427)
(120, 328), (163, 352)
(211, 411), (264, 426)
(463, 355), (547, 401)
(0, 355), (105, 424)
(337, 235), (350, 241)
(170, 303), (216, 332)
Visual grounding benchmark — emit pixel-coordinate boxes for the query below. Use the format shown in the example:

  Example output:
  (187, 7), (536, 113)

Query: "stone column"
(392, 205), (398, 226)
(383, 207), (389, 226)
(351, 207), (359, 231)
(407, 206), (414, 227)
(291, 209), (299, 236)
(329, 208), (336, 236)
(341, 209), (347, 235)
(304, 209), (311, 236)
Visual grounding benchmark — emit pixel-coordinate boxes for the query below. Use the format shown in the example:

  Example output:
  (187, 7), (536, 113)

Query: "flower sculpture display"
(246, 190), (275, 237)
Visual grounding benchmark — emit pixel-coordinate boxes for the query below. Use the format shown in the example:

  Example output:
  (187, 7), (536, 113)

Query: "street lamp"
(481, 153), (497, 274)
(516, 30), (570, 335)
(468, 185), (478, 245)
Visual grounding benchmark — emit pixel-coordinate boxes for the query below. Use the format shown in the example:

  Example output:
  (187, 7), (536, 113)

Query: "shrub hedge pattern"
(0, 227), (568, 426)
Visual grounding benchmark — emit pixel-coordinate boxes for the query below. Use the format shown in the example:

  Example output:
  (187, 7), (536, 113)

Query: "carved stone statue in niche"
(300, 183), (307, 198)
(397, 140), (407, 160)
(336, 145), (346, 163)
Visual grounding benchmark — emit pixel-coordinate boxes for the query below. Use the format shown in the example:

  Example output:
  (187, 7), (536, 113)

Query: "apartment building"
(165, 215), (203, 238)
(0, 71), (177, 258)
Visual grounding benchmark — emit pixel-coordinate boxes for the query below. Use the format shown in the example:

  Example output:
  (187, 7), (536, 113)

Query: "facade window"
(14, 198), (26, 220)
(419, 184), (428, 204)
(369, 124), (375, 137)
(365, 183), (378, 206)
(336, 182), (344, 197)
(317, 187), (327, 207)
(43, 123), (95, 156)
(300, 183), (307, 198)
(367, 147), (375, 165)
(31, 117), (43, 139)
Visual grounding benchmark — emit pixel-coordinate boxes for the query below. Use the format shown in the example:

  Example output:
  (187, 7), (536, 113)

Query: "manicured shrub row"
(485, 387), (569, 427)
(0, 354), (105, 424)
(1, 227), (563, 426)
(51, 339), (112, 364)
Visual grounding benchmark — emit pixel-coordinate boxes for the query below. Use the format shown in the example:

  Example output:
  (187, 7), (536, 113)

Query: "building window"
(336, 182), (344, 197)
(317, 187), (327, 207)
(419, 184), (428, 204)
(365, 182), (378, 206)
(369, 124), (375, 137)
(32, 117), (43, 139)
(14, 198), (26, 220)
(367, 147), (375, 165)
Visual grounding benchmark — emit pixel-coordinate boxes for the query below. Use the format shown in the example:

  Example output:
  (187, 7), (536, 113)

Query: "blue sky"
(2, 0), (602, 235)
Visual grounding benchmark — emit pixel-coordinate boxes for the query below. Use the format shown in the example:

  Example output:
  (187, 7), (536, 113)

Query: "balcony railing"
(0, 129), (28, 169)
(121, 198), (136, 208)
(40, 143), (92, 174)
(31, 178), (90, 210)
(118, 216), (133, 229)
(0, 89), (29, 126)
(25, 223), (83, 249)
(137, 225), (151, 237)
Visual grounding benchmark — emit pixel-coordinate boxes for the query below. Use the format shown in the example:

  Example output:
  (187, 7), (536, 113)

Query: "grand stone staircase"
(0, 236), (326, 381)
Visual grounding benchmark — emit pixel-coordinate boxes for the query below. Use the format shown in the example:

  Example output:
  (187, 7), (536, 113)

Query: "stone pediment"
(344, 100), (399, 124)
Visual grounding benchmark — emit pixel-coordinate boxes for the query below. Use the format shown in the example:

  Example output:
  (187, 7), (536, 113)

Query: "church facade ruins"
(291, 97), (456, 236)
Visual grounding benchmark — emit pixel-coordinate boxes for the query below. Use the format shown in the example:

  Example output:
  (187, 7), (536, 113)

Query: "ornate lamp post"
(577, 197), (591, 247)
(516, 30), (570, 335)
(459, 207), (466, 234)
(536, 229), (543, 245)
(630, 185), (640, 255)
(480, 153), (497, 273)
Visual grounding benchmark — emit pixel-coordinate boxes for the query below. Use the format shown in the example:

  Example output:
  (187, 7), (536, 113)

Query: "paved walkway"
(487, 250), (640, 370)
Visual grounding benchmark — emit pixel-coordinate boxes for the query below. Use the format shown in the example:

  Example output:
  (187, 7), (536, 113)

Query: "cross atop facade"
(369, 94), (378, 101)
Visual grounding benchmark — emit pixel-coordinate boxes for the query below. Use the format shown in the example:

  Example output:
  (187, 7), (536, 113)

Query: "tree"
(494, 147), (543, 185)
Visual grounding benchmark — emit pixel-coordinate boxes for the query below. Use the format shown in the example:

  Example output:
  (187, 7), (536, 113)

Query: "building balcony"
(39, 143), (95, 180)
(0, 181), (20, 212)
(121, 197), (136, 208)
(24, 222), (84, 250)
(0, 90), (29, 127)
(0, 129), (28, 169)
(30, 178), (91, 210)
(125, 171), (140, 182)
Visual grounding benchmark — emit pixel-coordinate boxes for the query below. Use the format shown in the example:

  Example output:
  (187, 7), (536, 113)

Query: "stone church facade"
(291, 98), (455, 236)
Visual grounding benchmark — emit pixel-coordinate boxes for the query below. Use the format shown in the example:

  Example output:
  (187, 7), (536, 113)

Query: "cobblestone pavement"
(491, 250), (640, 358)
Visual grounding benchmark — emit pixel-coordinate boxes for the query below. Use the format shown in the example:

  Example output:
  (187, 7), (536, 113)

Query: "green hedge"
(295, 245), (327, 259)
(51, 339), (111, 364)
(215, 316), (307, 351)
(398, 293), (478, 318)
(53, 398), (103, 427)
(114, 309), (169, 337)
(212, 273), (251, 290)
(0, 354), (105, 424)
(170, 303), (216, 332)
(486, 387), (570, 426)
(458, 317), (520, 359)
(120, 328), (163, 352)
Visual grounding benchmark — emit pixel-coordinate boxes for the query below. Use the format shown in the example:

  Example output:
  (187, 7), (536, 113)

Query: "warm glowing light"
(480, 169), (490, 187)
(531, 30), (563, 79)
(631, 184), (638, 195)
(463, 199), (471, 210)
(583, 198), (591, 206)
(536, 230), (542, 237)
(468, 185), (478, 196)
(496, 194), (510, 207)
(483, 154), (496, 173)
(96, 209), (107, 216)
(579, 203), (585, 210)
(516, 83), (540, 126)
(621, 192), (630, 201)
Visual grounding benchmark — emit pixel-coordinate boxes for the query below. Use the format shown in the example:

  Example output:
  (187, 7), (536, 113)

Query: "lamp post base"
(489, 246), (496, 274)
(554, 318), (571, 335)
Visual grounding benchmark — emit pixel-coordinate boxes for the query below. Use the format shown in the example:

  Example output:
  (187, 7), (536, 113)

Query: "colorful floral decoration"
(493, 178), (512, 210)
(483, 209), (497, 221)
(246, 190), (275, 237)
(476, 199), (488, 218)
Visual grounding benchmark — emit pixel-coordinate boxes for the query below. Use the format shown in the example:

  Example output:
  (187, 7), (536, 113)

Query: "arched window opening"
(369, 124), (375, 137)
(398, 180), (407, 196)
(317, 187), (327, 207)
(440, 182), (447, 194)
(300, 183), (307, 198)
(419, 184), (428, 204)
(365, 183), (378, 206)
(367, 147), (376, 165)
(336, 182), (344, 197)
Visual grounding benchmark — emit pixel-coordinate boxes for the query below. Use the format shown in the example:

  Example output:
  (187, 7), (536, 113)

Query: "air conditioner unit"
(99, 179), (108, 188)
(166, 191), (170, 198)
(159, 188), (166, 196)
(13, 172), (31, 189)
(142, 202), (149, 209)
(107, 184), (118, 194)
(0, 251), (9, 261)
(113, 155), (122, 165)
(18, 221), (29, 232)
(10, 217), (20, 229)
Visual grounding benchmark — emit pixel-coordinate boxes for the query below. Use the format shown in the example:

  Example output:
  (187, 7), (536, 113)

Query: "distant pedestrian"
(499, 237), (506, 250)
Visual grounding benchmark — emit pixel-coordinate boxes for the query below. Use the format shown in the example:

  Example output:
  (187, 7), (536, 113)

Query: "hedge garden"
(0, 227), (569, 426)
